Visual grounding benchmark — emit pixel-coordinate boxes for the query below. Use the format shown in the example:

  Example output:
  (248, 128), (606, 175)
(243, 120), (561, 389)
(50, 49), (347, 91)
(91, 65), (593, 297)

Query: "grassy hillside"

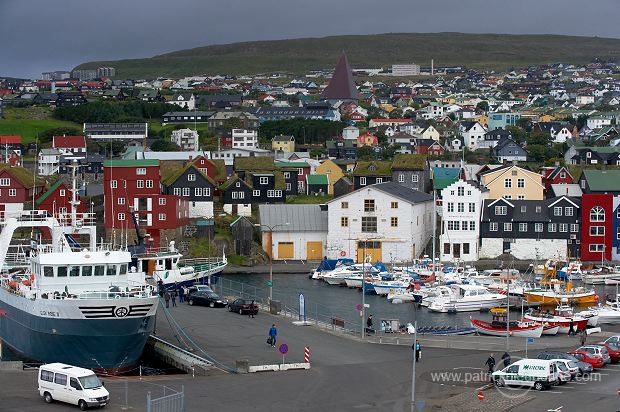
(75, 32), (620, 79)
(0, 107), (81, 144)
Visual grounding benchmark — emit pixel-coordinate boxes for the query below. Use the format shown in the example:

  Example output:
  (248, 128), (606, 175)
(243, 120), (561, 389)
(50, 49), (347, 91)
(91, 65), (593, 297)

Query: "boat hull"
(470, 319), (543, 338)
(542, 325), (560, 335)
(522, 314), (588, 334)
(524, 291), (598, 305)
(428, 297), (506, 313)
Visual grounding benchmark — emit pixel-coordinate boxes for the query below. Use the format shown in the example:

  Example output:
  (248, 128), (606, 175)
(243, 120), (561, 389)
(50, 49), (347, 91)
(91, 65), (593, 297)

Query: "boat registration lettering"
(40, 310), (60, 317)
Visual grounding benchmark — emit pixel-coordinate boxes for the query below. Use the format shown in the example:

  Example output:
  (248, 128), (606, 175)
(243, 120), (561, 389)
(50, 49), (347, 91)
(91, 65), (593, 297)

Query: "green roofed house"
(578, 169), (620, 195)
(306, 174), (329, 195)
(352, 160), (392, 190)
(391, 154), (430, 193)
(432, 167), (463, 192)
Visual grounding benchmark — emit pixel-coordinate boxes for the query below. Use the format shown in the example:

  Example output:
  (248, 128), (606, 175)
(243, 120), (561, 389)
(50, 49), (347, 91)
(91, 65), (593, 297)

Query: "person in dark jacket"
(485, 354), (496, 374)
(171, 289), (177, 307)
(568, 320), (574, 336)
(501, 352), (511, 368)
(157, 280), (164, 297)
(249, 300), (256, 318)
(164, 291), (171, 308)
(414, 340), (421, 362)
(268, 324), (277, 348)
(178, 284), (185, 304)
(580, 329), (587, 346)
(366, 315), (374, 333)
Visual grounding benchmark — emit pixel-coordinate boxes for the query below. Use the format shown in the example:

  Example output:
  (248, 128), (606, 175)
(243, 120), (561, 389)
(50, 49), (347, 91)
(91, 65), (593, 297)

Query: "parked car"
(536, 351), (593, 376)
(187, 291), (227, 308)
(553, 359), (579, 380)
(492, 359), (558, 391)
(603, 335), (620, 346)
(594, 342), (620, 363)
(577, 345), (611, 364)
(567, 351), (606, 369)
(187, 285), (214, 294)
(227, 298), (258, 315)
(553, 361), (571, 384)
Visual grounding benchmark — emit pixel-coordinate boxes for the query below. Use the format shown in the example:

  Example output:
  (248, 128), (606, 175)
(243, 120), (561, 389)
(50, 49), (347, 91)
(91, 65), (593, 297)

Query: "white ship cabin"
(29, 250), (144, 298)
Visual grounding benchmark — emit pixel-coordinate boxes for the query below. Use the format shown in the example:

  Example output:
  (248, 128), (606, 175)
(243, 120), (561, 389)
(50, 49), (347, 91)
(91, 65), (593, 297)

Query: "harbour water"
(221, 273), (616, 329)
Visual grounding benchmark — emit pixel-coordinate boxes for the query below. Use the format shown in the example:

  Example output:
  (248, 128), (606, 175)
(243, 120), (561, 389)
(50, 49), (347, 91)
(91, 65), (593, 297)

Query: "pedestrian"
(164, 290), (170, 308)
(485, 353), (496, 374)
(580, 329), (587, 346)
(501, 351), (511, 368)
(414, 339), (421, 362)
(178, 284), (185, 304)
(366, 314), (374, 334)
(268, 324), (277, 348)
(568, 320), (574, 336)
(171, 288), (177, 307)
(157, 280), (164, 298)
(249, 300), (256, 318)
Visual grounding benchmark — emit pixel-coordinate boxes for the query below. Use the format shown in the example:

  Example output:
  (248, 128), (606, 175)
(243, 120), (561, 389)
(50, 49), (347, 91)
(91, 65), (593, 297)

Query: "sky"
(1, 0), (620, 79)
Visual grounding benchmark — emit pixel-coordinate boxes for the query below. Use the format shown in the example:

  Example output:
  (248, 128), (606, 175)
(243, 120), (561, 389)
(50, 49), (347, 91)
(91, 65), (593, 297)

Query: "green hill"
(75, 32), (620, 79)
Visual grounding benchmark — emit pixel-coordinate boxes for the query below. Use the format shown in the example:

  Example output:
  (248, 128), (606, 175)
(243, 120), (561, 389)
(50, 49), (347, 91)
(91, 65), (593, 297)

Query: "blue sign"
(299, 293), (306, 321)
(279, 344), (288, 355)
(527, 338), (534, 343)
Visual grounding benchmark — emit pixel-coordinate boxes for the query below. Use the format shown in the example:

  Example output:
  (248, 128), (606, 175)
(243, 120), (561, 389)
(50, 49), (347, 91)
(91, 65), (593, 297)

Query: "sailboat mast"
(432, 190), (436, 274)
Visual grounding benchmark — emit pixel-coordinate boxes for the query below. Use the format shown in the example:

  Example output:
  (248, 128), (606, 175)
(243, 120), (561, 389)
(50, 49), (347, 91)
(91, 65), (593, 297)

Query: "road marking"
(452, 367), (483, 370)
(546, 391), (563, 394)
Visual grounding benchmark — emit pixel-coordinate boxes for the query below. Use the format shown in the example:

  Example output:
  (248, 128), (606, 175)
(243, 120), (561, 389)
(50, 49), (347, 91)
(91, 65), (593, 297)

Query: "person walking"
(268, 324), (277, 348)
(485, 353), (496, 374)
(580, 329), (587, 346)
(249, 300), (256, 318)
(164, 290), (171, 308)
(171, 288), (177, 307)
(366, 314), (374, 334)
(568, 320), (574, 336)
(178, 284), (185, 304)
(414, 339), (421, 362)
(501, 351), (511, 368)
(157, 280), (164, 298)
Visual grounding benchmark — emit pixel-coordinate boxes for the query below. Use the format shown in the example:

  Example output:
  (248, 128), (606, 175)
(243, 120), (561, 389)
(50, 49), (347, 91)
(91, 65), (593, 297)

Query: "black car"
(227, 298), (259, 315)
(187, 291), (227, 308)
(537, 351), (593, 376)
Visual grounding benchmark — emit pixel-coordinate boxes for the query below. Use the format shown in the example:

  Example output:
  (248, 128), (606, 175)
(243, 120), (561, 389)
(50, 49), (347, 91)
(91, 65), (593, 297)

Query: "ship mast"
(69, 159), (81, 229)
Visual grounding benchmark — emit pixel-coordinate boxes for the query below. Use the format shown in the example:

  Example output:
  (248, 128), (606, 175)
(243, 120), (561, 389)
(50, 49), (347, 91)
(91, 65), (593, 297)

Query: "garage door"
(277, 242), (294, 259)
(356, 241), (382, 263)
(306, 241), (323, 260)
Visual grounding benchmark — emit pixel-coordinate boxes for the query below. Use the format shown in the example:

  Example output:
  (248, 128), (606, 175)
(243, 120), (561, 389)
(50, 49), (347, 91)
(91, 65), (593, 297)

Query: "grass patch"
(287, 194), (333, 204)
(0, 118), (82, 144)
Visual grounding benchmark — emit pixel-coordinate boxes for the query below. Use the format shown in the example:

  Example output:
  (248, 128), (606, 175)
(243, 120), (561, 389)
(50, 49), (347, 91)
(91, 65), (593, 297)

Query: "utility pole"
(411, 318), (418, 412)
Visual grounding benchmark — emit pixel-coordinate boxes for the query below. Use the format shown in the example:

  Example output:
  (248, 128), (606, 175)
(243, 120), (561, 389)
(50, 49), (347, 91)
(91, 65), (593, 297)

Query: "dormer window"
(368, 165), (376, 172)
(586, 152), (592, 158)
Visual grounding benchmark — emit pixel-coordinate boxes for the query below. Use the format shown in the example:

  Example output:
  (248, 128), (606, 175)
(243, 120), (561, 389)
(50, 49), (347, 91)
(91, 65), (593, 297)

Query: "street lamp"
(361, 236), (380, 339)
(255, 222), (289, 303)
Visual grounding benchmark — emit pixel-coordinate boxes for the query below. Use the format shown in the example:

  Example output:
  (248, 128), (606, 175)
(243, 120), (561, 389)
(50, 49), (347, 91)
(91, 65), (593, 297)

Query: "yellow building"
(272, 135), (295, 153)
(315, 159), (344, 195)
(480, 165), (544, 200)
(474, 114), (488, 128)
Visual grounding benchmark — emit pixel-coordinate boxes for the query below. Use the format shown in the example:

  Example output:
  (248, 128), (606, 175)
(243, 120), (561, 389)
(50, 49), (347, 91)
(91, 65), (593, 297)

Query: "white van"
(38, 363), (109, 410)
(492, 359), (559, 391)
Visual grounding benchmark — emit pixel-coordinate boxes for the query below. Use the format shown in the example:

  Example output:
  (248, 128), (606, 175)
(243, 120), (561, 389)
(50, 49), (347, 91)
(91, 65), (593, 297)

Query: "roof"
(0, 136), (22, 144)
(220, 174), (248, 191)
(307, 174), (328, 185)
(104, 159), (159, 167)
(35, 180), (64, 205)
(391, 154), (427, 171)
(258, 204), (327, 232)
(550, 184), (583, 197)
(482, 196), (581, 222)
(84, 123), (147, 133)
(353, 161), (392, 176)
(162, 163), (216, 186)
(581, 170), (620, 192)
(272, 135), (295, 142)
(365, 181), (433, 204)
(320, 52), (360, 101)
(234, 156), (274, 171)
(0, 165), (44, 188)
(53, 135), (86, 148)
(432, 167), (461, 190)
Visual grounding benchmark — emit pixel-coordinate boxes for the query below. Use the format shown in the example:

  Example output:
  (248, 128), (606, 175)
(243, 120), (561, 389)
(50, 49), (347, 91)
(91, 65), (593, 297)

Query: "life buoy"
(340, 250), (346, 257)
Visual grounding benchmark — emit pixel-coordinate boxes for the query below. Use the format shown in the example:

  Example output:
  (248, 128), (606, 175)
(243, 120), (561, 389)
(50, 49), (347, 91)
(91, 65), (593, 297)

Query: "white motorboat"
(373, 280), (412, 296)
(468, 269), (519, 287)
(583, 266), (620, 285)
(604, 277), (620, 286)
(427, 284), (507, 313)
(523, 304), (591, 333)
(578, 305), (620, 325)
(321, 263), (375, 285)
(420, 285), (452, 307)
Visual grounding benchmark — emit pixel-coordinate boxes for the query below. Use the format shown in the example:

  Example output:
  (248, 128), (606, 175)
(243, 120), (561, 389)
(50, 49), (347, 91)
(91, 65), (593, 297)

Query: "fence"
(146, 385), (185, 412)
(213, 277), (364, 337)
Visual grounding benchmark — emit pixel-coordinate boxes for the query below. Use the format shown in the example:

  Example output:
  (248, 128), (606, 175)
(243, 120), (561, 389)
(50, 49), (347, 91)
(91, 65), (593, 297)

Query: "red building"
(191, 155), (226, 195)
(539, 166), (573, 192)
(35, 180), (87, 217)
(580, 193), (613, 261)
(104, 159), (189, 246)
(415, 139), (445, 156)
(53, 135), (87, 155)
(0, 165), (44, 206)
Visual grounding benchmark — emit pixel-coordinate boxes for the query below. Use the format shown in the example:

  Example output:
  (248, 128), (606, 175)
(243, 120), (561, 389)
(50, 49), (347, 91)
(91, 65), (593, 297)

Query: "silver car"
(578, 345), (611, 364)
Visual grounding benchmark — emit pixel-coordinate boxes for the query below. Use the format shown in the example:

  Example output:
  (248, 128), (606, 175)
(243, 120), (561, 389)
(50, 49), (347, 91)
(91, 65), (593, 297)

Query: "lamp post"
(361, 236), (380, 339)
(255, 222), (289, 303)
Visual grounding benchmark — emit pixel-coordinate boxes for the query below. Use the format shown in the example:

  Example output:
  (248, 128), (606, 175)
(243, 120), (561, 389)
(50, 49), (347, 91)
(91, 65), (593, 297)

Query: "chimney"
(555, 161), (560, 167)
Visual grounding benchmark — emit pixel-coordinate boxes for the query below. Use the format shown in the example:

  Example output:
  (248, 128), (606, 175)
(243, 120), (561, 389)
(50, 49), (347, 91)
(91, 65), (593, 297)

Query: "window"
(94, 265), (105, 276)
(173, 188), (181, 196)
(70, 378), (81, 391)
(267, 190), (275, 198)
(117, 213), (125, 221)
(195, 187), (202, 197)
(457, 186), (464, 196)
(517, 195), (525, 200)
(188, 174), (196, 181)
(118, 197), (125, 205)
(391, 202), (398, 209)
(159, 197), (166, 205)
(0, 178), (9, 186)
(503, 195), (512, 199)
(360, 177), (367, 186)
(504, 178), (512, 188)
(106, 265), (116, 276)
(504, 222), (512, 231)
(398, 173), (404, 183)
(275, 190), (282, 197)
(159, 213), (166, 221)
(559, 223), (568, 233)
(391, 217), (398, 227)
(517, 178), (525, 188)
(82, 266), (92, 277)
(364, 199), (375, 212)
(361, 216), (377, 232)
(469, 203), (475, 213)
(40, 370), (54, 382)
(253, 190), (260, 197)
(590, 226), (605, 236)
(457, 203), (464, 212)
(182, 188), (190, 196)
(565, 207), (573, 216)
(469, 221), (475, 231)
(444, 243), (450, 255)
(570, 224), (578, 233)
(341, 216), (349, 227)
(238, 191), (244, 199)
(463, 243), (470, 254)
(590, 206), (605, 222)
(412, 175), (419, 183)
(69, 266), (79, 277)
(59, 189), (66, 197)
(589, 244), (604, 252)
(137, 180), (144, 188)
(146, 180), (153, 188)
(8, 188), (16, 197)
(554, 207), (562, 216)
(286, 183), (291, 191)
(236, 182), (241, 188)
(376, 178), (383, 184)
(490, 222), (498, 231)
(519, 223), (527, 232)
(548, 223), (557, 232)
(57, 267), (67, 277)
(535, 223), (543, 232)
(341, 202), (348, 209)
(54, 373), (67, 385)
(447, 203), (454, 212)
(495, 206), (507, 215)
(520, 205), (526, 213)
(136, 168), (146, 175)
(43, 266), (53, 277)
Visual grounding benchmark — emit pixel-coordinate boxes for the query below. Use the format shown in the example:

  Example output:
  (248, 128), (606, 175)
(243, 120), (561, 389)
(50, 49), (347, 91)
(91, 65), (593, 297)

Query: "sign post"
(526, 337), (534, 358)
(279, 344), (288, 365)
(299, 293), (306, 322)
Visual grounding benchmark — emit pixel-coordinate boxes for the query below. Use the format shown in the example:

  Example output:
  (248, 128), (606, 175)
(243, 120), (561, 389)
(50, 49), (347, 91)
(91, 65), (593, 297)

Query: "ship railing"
(135, 246), (182, 258)
(0, 210), (49, 223)
(77, 289), (154, 300)
(56, 212), (97, 227)
(180, 257), (227, 272)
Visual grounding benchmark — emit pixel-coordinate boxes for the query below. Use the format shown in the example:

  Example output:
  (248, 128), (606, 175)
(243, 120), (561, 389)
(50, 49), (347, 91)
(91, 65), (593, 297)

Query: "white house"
(326, 182), (434, 263)
(459, 121), (488, 150)
(576, 95), (595, 106)
(169, 93), (195, 110)
(38, 148), (61, 176)
(342, 125), (360, 141)
(551, 126), (573, 144)
(586, 115), (613, 130)
(440, 180), (488, 262)
(231, 129), (258, 149)
(258, 204), (328, 261)
(171, 128), (199, 151)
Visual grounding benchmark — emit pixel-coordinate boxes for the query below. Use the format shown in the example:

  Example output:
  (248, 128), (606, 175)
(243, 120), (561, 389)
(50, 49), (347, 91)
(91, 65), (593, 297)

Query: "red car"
(567, 351), (605, 369)
(594, 343), (620, 363)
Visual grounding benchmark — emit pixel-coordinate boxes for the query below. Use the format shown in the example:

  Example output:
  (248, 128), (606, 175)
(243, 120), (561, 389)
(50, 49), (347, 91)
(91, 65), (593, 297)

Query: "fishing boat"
(523, 304), (590, 334)
(577, 293), (620, 324)
(415, 325), (476, 335)
(582, 266), (620, 285)
(557, 260), (584, 281)
(427, 284), (506, 313)
(470, 308), (544, 338)
(541, 324), (560, 335)
(524, 262), (598, 305)
(604, 277), (620, 286)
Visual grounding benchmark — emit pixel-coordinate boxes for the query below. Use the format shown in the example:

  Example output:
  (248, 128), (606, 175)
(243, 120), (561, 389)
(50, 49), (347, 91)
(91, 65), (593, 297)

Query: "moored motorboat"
(427, 284), (506, 313)
(523, 304), (589, 333)
(541, 324), (560, 335)
(471, 309), (544, 338)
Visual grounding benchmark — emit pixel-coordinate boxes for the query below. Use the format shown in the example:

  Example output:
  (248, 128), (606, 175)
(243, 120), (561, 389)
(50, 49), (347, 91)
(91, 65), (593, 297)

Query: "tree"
(527, 131), (551, 147)
(356, 146), (377, 160)
(150, 139), (180, 152)
(527, 145), (546, 162)
(39, 127), (83, 144)
(505, 126), (527, 144)
(476, 101), (489, 113)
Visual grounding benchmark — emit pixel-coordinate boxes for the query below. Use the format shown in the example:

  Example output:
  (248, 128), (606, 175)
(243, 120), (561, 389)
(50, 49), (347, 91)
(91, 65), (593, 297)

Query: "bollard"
(139, 365), (142, 380)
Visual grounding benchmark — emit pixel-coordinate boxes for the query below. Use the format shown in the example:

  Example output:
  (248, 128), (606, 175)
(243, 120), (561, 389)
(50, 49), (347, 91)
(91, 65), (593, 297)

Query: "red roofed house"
(357, 133), (379, 147)
(0, 165), (45, 216)
(53, 135), (87, 156)
(368, 118), (411, 128)
(539, 165), (573, 193)
(35, 180), (87, 218)
(0, 136), (24, 155)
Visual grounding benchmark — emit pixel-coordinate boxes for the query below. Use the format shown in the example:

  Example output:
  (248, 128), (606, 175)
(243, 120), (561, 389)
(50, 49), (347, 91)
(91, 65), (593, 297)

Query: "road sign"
(279, 344), (288, 355)
(355, 304), (363, 311)
(304, 346), (310, 363)
(266, 280), (273, 287)
(363, 303), (370, 308)
(477, 391), (484, 401)
(527, 337), (534, 343)
(299, 293), (306, 321)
